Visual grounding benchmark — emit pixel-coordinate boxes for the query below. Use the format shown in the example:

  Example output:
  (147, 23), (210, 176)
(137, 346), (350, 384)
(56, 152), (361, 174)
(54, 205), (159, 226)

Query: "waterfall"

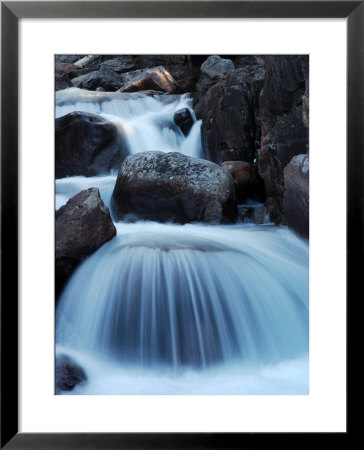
(56, 222), (308, 370)
(55, 88), (309, 395)
(56, 87), (202, 159)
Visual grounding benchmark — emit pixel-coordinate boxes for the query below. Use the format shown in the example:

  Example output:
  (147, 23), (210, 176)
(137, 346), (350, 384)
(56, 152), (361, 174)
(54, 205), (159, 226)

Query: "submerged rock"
(111, 151), (237, 224)
(56, 188), (116, 298)
(173, 108), (194, 136)
(55, 354), (87, 393)
(55, 111), (128, 178)
(283, 154), (309, 237)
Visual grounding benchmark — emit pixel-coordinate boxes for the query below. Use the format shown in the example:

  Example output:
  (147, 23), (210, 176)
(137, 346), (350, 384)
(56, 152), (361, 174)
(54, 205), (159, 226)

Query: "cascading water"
(55, 88), (309, 395)
(56, 88), (202, 158)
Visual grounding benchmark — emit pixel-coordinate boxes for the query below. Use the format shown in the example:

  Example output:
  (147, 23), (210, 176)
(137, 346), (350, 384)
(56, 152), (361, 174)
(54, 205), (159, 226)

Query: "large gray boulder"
(111, 151), (237, 224)
(55, 111), (128, 178)
(283, 154), (309, 237)
(56, 188), (116, 298)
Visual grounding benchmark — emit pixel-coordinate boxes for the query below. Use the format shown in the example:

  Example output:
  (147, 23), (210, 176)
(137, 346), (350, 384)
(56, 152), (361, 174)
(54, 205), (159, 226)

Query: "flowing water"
(55, 88), (309, 395)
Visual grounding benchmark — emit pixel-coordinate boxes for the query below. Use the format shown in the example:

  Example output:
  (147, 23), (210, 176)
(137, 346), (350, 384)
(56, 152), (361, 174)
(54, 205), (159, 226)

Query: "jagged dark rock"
(194, 55), (265, 164)
(258, 55), (309, 224)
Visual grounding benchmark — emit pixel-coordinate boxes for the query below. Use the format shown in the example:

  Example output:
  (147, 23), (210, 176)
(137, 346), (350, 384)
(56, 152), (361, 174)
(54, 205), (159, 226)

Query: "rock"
(116, 66), (177, 94)
(55, 188), (116, 297)
(55, 111), (128, 178)
(71, 68), (124, 91)
(222, 161), (265, 202)
(173, 108), (194, 136)
(283, 154), (309, 237)
(100, 56), (137, 73)
(55, 354), (87, 393)
(55, 55), (86, 64)
(174, 76), (198, 94)
(194, 56), (265, 164)
(258, 55), (309, 223)
(111, 151), (237, 224)
(55, 63), (83, 91)
(55, 70), (72, 91)
(200, 55), (235, 80)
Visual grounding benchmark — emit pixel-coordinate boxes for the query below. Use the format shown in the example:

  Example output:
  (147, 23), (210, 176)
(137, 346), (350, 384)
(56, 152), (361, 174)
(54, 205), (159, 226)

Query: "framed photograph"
(1, 1), (358, 448)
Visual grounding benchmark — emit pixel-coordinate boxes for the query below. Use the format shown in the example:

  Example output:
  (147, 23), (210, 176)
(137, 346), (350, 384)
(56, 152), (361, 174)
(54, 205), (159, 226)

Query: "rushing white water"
(56, 87), (202, 158)
(55, 88), (309, 395)
(57, 221), (308, 368)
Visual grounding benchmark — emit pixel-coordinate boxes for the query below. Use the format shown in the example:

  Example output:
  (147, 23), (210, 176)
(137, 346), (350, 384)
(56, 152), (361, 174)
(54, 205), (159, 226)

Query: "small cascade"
(56, 88), (202, 158)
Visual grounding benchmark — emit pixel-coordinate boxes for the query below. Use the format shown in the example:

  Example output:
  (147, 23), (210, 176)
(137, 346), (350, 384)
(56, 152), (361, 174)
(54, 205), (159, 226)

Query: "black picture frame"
(1, 1), (359, 448)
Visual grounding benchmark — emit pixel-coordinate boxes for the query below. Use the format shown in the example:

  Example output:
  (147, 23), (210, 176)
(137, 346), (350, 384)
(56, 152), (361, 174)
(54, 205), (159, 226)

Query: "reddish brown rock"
(222, 161), (265, 202)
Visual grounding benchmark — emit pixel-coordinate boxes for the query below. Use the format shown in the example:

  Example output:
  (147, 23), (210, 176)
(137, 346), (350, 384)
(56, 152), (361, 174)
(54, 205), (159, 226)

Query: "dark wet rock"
(111, 151), (237, 224)
(55, 354), (87, 393)
(71, 68), (124, 91)
(283, 154), (309, 237)
(258, 55), (309, 223)
(222, 161), (265, 202)
(55, 55), (86, 64)
(194, 56), (265, 164)
(173, 108), (194, 136)
(116, 66), (177, 94)
(100, 56), (137, 73)
(174, 76), (198, 94)
(55, 111), (128, 178)
(55, 63), (84, 91)
(55, 70), (72, 91)
(200, 55), (235, 80)
(55, 188), (116, 297)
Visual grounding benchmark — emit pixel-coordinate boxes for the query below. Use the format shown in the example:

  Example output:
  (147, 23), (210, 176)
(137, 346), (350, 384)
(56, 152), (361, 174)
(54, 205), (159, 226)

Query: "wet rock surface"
(56, 354), (87, 393)
(283, 154), (309, 237)
(56, 111), (128, 178)
(56, 188), (116, 298)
